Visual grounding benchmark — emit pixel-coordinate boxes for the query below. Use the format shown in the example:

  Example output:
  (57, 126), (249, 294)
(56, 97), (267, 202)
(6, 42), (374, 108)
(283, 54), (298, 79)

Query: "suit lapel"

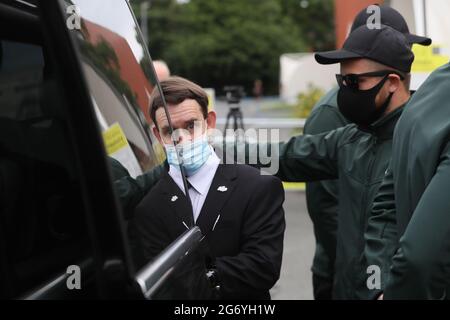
(159, 171), (195, 229)
(195, 164), (237, 238)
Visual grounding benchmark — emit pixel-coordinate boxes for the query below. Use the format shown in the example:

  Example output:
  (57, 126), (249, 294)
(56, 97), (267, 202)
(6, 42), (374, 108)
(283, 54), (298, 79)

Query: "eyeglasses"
(336, 70), (405, 90)
(161, 119), (207, 144)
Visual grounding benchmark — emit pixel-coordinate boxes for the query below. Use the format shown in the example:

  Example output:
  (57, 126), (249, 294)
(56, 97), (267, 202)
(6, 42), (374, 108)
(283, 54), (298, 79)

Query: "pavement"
(271, 190), (315, 300)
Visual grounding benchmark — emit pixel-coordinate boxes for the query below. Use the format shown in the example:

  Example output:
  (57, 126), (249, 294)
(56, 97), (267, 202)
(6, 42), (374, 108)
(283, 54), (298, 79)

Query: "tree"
(132, 0), (331, 95)
(278, 0), (335, 52)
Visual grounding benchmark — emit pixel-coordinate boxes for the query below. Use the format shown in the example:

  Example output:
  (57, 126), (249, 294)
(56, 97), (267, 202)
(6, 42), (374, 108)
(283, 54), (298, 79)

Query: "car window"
(63, 0), (212, 299)
(0, 0), (210, 300)
(63, 0), (165, 182)
(0, 5), (93, 299)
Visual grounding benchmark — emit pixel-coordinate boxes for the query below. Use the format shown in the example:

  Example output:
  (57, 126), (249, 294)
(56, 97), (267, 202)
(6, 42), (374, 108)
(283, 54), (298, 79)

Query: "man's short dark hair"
(149, 76), (209, 128)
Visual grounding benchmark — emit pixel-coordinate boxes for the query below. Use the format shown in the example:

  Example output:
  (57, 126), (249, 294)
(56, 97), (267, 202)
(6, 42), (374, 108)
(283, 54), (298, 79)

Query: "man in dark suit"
(132, 77), (285, 300)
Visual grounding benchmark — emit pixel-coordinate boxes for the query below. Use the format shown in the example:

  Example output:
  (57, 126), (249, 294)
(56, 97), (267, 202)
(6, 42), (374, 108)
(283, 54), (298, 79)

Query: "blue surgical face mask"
(165, 133), (212, 176)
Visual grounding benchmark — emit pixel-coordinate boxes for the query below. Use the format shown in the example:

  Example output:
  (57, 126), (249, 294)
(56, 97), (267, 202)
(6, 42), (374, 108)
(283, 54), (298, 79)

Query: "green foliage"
(293, 84), (325, 118)
(131, 0), (334, 95)
(278, 0), (335, 51)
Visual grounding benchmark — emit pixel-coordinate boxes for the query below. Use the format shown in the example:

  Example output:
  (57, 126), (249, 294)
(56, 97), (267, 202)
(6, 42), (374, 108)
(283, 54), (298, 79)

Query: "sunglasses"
(336, 70), (405, 90)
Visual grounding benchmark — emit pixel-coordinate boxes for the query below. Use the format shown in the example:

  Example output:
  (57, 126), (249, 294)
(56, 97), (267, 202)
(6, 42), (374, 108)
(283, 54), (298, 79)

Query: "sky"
(72, 0), (145, 61)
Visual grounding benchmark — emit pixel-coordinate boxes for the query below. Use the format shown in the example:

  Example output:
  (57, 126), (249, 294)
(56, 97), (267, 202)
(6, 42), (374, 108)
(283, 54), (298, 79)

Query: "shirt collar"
(169, 146), (220, 195)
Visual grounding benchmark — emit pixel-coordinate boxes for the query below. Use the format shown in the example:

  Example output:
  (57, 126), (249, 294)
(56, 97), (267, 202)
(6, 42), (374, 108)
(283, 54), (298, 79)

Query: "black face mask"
(337, 76), (393, 127)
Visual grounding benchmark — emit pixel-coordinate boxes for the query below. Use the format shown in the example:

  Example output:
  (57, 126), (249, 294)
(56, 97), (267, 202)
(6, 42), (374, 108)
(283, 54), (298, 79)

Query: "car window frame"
(37, 0), (135, 299)
(35, 0), (208, 300)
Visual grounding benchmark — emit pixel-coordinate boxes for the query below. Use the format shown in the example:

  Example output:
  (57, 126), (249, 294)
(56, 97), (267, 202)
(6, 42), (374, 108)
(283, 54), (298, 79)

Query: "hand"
(206, 268), (221, 291)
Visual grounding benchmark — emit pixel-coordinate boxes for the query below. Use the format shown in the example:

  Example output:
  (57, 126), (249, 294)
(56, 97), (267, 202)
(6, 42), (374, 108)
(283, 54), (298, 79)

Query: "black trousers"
(312, 274), (333, 300)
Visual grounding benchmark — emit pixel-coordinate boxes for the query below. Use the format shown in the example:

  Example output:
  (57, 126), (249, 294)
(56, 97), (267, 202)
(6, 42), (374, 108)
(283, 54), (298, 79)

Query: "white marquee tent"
(280, 0), (450, 102)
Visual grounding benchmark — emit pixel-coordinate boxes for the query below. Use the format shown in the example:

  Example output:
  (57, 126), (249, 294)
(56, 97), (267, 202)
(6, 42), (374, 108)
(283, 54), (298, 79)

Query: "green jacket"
(223, 105), (405, 299)
(364, 63), (450, 299)
(109, 158), (165, 218)
(303, 88), (348, 280)
(111, 99), (403, 300)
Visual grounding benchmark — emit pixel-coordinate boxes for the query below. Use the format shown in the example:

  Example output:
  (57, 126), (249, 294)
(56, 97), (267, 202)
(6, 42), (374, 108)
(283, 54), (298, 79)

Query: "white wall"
(391, 0), (450, 89)
(280, 53), (339, 104)
(389, 0), (417, 33)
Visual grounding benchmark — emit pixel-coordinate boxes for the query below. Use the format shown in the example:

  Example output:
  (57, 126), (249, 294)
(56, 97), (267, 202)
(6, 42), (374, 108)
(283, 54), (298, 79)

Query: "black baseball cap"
(351, 5), (432, 46)
(315, 25), (414, 73)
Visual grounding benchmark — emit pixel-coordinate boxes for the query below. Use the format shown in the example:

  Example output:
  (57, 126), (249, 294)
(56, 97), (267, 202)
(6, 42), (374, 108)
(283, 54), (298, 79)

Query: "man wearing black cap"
(364, 61), (450, 300)
(219, 23), (415, 299)
(351, 5), (431, 46)
(303, 4), (431, 300)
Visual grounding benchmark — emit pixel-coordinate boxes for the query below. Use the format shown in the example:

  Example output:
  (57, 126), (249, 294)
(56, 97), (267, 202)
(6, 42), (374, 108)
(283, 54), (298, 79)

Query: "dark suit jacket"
(132, 164), (285, 300)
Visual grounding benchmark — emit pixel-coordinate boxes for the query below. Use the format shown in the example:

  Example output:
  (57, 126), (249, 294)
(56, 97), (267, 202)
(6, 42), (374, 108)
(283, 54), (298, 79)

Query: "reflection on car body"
(0, 0), (213, 300)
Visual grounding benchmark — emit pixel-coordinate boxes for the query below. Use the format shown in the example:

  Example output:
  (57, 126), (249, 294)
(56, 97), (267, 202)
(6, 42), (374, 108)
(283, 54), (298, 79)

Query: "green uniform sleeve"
(219, 127), (346, 182)
(108, 157), (132, 180)
(384, 143), (450, 299)
(275, 127), (344, 182)
(114, 164), (165, 218)
(358, 165), (398, 299)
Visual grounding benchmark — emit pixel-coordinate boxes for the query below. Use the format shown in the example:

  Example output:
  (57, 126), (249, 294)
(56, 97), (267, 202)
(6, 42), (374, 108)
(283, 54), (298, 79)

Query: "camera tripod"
(224, 105), (245, 133)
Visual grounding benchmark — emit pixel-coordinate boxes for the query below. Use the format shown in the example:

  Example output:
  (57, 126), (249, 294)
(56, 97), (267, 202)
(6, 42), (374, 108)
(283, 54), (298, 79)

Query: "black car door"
(0, 0), (213, 299)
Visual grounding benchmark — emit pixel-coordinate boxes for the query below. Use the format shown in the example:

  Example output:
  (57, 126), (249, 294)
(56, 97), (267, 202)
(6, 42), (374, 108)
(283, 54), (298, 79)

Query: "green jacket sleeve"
(358, 165), (398, 299)
(109, 157), (132, 181)
(114, 164), (165, 218)
(219, 127), (347, 182)
(384, 143), (450, 299)
(275, 127), (345, 182)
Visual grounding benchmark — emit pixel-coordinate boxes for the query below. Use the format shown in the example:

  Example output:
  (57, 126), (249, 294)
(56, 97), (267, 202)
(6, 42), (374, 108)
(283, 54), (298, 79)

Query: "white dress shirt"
(168, 146), (220, 223)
